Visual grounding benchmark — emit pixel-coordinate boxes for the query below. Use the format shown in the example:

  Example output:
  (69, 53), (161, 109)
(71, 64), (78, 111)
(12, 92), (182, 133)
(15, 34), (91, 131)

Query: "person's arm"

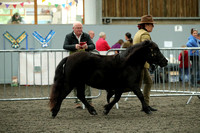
(63, 34), (77, 51)
(140, 32), (151, 68)
(122, 43), (127, 48)
(141, 34), (151, 42)
(80, 33), (95, 51)
(187, 41), (197, 54)
(104, 41), (111, 51)
(186, 41), (193, 47)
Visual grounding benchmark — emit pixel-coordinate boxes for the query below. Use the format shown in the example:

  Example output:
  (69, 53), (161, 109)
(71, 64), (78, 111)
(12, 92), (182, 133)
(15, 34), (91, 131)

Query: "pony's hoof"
(103, 104), (111, 115)
(103, 110), (109, 115)
(106, 99), (110, 103)
(52, 111), (58, 118)
(88, 109), (98, 115)
(90, 110), (98, 115)
(91, 111), (98, 115)
(51, 114), (56, 119)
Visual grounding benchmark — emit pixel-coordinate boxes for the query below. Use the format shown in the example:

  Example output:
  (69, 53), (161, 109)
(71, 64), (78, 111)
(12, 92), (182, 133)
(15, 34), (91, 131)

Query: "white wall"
(84, 0), (96, 24)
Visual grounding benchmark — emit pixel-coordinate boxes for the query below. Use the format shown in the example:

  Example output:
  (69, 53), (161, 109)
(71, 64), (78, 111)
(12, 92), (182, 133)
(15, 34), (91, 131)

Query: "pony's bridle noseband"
(148, 48), (165, 65)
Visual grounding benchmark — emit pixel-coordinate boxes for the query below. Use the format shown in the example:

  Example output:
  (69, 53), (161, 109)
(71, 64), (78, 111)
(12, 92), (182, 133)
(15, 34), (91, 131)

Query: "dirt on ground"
(0, 88), (200, 133)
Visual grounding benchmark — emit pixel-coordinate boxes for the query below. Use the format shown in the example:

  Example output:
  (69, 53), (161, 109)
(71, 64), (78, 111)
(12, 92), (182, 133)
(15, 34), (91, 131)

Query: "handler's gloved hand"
(149, 64), (157, 73)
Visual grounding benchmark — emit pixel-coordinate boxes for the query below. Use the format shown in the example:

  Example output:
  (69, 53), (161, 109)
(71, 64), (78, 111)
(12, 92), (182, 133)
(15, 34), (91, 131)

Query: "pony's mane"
(120, 41), (147, 58)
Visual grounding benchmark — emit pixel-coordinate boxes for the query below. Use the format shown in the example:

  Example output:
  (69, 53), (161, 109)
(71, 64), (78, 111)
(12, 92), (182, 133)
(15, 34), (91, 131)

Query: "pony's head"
(143, 40), (168, 68)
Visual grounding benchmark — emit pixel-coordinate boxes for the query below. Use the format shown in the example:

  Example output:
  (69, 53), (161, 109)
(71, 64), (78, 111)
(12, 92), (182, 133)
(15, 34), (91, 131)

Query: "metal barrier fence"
(0, 48), (200, 104)
(106, 48), (200, 104)
(0, 49), (101, 101)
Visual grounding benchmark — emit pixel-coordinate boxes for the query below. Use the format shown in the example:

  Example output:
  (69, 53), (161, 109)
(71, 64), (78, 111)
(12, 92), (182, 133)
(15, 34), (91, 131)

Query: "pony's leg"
(51, 83), (73, 118)
(103, 91), (122, 115)
(106, 90), (115, 103)
(132, 88), (151, 114)
(76, 85), (98, 115)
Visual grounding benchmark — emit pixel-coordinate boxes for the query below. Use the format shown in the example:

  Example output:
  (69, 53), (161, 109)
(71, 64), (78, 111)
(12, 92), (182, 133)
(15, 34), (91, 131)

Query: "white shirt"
(73, 32), (83, 43)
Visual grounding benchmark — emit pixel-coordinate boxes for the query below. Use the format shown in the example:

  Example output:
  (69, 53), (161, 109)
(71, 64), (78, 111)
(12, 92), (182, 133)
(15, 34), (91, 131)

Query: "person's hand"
(149, 64), (157, 73)
(75, 44), (82, 50)
(81, 43), (88, 49)
(196, 36), (200, 40)
(192, 50), (196, 53)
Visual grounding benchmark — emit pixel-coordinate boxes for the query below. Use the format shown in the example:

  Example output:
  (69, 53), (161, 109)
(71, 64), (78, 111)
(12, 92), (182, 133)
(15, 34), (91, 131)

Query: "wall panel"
(102, 0), (199, 17)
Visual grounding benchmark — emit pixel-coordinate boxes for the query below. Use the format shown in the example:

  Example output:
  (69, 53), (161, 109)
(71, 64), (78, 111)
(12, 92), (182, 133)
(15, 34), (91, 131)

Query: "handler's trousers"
(74, 85), (92, 104)
(139, 68), (153, 106)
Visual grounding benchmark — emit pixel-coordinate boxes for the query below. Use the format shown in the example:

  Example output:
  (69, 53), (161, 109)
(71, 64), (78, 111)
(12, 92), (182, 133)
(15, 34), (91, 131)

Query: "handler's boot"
(142, 83), (157, 111)
(141, 106), (157, 112)
(148, 106), (157, 111)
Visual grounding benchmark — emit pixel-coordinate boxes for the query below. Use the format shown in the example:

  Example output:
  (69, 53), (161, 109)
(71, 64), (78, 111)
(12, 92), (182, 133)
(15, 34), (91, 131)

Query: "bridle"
(147, 48), (166, 66)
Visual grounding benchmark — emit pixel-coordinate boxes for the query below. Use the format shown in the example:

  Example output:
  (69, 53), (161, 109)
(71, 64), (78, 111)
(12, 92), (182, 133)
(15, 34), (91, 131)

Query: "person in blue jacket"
(186, 28), (200, 86)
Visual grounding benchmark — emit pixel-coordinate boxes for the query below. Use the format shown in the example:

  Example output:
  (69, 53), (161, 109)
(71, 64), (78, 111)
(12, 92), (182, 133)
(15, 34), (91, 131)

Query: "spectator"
(96, 32), (111, 51)
(63, 21), (95, 108)
(88, 30), (95, 40)
(186, 28), (200, 86)
(7, 13), (25, 24)
(133, 15), (157, 112)
(178, 45), (190, 82)
(111, 39), (124, 49)
(122, 32), (133, 48)
(111, 39), (124, 54)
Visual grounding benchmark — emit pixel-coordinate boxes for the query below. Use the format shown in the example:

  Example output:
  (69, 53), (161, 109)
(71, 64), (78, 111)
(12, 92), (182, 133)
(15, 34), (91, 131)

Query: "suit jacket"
(133, 29), (151, 68)
(63, 31), (95, 52)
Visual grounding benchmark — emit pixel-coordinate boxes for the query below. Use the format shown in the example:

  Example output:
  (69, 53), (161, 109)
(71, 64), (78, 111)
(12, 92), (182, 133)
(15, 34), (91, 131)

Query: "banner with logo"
(32, 30), (55, 48)
(3, 31), (27, 49)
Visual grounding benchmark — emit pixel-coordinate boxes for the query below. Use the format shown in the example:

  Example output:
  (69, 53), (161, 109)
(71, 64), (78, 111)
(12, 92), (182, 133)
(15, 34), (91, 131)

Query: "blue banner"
(32, 30), (55, 48)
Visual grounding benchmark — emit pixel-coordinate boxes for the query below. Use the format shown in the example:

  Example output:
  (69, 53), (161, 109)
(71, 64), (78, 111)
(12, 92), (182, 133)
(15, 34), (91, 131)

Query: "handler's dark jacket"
(63, 31), (95, 52)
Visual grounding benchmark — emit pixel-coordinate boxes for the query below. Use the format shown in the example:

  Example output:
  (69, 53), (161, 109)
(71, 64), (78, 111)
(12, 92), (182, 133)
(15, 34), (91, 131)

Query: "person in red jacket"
(178, 45), (191, 82)
(96, 32), (111, 51)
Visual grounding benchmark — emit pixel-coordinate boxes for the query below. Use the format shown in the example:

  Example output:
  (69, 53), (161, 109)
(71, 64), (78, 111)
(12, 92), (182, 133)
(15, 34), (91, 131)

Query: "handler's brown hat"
(138, 15), (155, 24)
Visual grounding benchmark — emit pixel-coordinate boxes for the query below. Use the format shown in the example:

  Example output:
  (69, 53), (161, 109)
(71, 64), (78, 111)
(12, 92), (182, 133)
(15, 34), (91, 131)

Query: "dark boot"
(148, 106), (157, 111)
(141, 106), (157, 111)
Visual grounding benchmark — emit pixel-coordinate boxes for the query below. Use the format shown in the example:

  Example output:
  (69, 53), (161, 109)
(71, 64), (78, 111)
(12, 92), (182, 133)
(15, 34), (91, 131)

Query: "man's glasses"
(75, 27), (83, 30)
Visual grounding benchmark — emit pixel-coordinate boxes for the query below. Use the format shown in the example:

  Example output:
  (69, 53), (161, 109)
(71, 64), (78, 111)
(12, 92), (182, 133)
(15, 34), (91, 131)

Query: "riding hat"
(138, 15), (156, 24)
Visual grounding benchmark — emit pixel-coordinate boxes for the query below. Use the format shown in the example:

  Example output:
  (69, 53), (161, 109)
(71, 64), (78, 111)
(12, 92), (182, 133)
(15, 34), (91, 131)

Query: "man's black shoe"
(148, 106), (157, 111)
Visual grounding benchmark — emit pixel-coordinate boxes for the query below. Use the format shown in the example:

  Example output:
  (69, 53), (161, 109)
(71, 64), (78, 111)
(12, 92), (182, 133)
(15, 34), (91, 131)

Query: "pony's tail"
(49, 57), (68, 112)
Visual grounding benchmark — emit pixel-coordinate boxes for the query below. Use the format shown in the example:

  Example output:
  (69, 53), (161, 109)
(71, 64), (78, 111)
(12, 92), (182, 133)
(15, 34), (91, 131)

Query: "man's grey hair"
(99, 32), (106, 37)
(73, 21), (82, 27)
(88, 30), (94, 34)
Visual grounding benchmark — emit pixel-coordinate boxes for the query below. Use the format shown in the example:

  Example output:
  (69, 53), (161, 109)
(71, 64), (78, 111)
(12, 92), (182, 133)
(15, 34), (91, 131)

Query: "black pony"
(49, 40), (168, 118)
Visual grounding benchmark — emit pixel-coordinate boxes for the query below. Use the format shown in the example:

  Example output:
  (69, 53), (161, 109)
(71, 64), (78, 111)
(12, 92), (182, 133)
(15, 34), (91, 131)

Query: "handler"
(133, 15), (157, 111)
(63, 21), (95, 108)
